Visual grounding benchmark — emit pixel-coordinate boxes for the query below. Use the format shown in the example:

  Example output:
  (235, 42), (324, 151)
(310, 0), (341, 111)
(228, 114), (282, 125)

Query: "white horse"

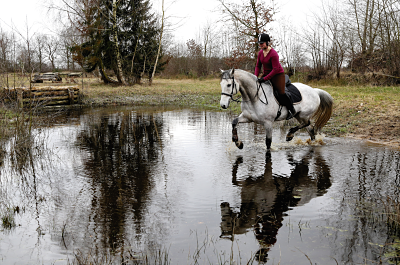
(220, 69), (333, 150)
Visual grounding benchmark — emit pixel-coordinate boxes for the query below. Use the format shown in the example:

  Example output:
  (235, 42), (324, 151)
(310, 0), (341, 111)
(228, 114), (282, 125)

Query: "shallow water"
(0, 106), (399, 264)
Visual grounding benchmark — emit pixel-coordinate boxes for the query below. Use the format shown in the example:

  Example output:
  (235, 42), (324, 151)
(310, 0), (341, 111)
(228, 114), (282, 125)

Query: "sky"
(0, 0), (51, 35)
(154, 0), (322, 42)
(0, 0), (321, 42)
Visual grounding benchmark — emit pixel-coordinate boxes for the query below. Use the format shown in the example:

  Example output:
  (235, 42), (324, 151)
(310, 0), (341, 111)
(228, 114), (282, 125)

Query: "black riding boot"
(280, 93), (296, 120)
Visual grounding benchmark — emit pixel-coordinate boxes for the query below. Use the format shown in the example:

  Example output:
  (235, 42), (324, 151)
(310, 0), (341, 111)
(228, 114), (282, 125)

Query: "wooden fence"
(2, 86), (80, 108)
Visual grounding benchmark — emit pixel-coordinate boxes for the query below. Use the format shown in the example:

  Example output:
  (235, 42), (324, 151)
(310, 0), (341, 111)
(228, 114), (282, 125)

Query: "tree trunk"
(99, 57), (118, 84)
(150, 0), (164, 86)
(112, 0), (127, 86)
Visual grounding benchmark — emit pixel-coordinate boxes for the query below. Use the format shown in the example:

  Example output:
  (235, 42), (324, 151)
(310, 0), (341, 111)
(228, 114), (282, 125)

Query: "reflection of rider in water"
(220, 149), (332, 261)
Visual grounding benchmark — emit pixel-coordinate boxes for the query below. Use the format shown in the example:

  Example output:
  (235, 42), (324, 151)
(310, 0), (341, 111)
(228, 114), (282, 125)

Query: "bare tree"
(218, 0), (275, 60)
(0, 28), (12, 72)
(304, 0), (400, 82)
(13, 20), (37, 76)
(347, 0), (381, 72)
(276, 22), (306, 76)
(44, 35), (59, 71)
(34, 34), (47, 73)
(376, 0), (400, 78)
(196, 21), (220, 74)
(313, 0), (348, 78)
(302, 24), (330, 79)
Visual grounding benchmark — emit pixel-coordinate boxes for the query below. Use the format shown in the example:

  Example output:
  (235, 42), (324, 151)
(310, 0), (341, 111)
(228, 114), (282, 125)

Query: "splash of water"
(225, 134), (326, 152)
(278, 134), (326, 149)
(226, 141), (238, 153)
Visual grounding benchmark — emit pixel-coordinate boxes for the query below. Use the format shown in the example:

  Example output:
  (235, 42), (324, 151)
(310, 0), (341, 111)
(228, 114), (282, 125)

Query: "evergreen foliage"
(71, 0), (163, 85)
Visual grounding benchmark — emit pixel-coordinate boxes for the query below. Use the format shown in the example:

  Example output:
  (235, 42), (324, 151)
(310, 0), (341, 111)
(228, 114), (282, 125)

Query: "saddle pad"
(273, 75), (303, 105)
(286, 83), (302, 104)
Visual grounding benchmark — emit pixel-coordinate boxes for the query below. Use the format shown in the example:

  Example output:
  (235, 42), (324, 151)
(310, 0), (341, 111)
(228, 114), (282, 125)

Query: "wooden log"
(4, 86), (79, 92)
(22, 95), (79, 102)
(25, 100), (70, 107)
(4, 86), (80, 107)
(28, 91), (70, 97)
(40, 100), (70, 106)
(68, 88), (74, 105)
(31, 86), (78, 90)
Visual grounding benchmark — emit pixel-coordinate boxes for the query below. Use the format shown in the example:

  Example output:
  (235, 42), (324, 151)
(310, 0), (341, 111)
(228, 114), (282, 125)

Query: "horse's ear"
(220, 69), (224, 73)
(230, 68), (235, 75)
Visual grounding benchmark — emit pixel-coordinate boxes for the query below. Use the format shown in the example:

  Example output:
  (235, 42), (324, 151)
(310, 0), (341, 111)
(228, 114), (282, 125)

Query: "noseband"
(221, 74), (241, 103)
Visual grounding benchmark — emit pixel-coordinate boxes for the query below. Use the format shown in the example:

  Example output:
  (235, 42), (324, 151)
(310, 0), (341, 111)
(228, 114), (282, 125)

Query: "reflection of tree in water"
(77, 111), (163, 251)
(325, 149), (400, 264)
(220, 149), (332, 261)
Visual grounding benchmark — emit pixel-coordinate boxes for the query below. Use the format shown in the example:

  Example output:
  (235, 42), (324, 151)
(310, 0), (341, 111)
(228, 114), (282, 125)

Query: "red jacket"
(255, 48), (284, 81)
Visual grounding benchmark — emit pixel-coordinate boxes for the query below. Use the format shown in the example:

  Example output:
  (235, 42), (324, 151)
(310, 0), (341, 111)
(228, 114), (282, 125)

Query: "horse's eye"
(227, 84), (232, 87)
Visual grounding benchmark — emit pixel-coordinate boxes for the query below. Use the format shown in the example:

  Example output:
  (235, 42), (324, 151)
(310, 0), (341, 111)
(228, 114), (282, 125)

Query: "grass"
(79, 78), (238, 112)
(316, 84), (400, 142)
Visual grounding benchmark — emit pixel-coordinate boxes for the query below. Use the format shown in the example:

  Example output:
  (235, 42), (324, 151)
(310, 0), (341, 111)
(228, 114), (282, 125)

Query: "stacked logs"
(2, 86), (80, 108)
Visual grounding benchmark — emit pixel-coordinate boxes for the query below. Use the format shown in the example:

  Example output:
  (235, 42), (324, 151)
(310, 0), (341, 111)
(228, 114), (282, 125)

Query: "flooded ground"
(0, 106), (399, 264)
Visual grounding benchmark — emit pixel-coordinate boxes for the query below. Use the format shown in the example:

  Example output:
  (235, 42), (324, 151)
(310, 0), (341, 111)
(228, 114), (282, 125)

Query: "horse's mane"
(221, 69), (261, 91)
(234, 69), (259, 90)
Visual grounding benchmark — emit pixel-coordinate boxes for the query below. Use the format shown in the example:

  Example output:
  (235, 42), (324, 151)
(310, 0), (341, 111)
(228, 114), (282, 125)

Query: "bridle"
(221, 74), (242, 103)
(220, 72), (269, 106)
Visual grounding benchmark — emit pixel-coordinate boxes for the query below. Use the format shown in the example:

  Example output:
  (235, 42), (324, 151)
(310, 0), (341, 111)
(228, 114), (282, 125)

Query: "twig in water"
(295, 247), (312, 265)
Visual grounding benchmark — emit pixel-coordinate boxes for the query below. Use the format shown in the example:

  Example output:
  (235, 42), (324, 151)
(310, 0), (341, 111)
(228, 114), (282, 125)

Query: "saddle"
(273, 75), (302, 105)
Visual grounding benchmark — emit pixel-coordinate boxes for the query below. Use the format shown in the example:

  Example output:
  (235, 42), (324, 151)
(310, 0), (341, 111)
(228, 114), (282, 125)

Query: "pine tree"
(71, 0), (163, 85)
(118, 0), (163, 84)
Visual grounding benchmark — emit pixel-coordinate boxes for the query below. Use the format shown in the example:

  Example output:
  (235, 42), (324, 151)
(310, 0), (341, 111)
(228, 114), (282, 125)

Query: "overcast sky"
(0, 0), (321, 41)
(166, 0), (321, 41)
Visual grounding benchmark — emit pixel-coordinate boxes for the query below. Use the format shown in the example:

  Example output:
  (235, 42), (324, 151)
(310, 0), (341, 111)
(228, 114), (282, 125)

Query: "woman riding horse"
(255, 33), (296, 120)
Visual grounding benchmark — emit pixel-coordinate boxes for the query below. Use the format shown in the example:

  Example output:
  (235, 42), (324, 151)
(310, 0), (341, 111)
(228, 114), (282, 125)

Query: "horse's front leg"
(232, 114), (250, 149)
(264, 121), (273, 150)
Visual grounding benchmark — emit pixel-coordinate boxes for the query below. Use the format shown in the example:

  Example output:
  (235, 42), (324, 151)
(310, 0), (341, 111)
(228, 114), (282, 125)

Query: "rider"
(255, 33), (296, 120)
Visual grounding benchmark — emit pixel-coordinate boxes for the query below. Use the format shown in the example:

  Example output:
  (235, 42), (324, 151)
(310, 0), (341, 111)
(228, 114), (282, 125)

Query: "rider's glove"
(258, 77), (265, 83)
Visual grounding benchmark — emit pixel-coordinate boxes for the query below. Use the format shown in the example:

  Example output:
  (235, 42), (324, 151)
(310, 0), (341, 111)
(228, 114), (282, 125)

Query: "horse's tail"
(312, 89), (333, 133)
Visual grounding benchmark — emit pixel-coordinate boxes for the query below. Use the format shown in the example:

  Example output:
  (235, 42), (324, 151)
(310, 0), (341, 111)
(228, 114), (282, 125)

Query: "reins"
(255, 81), (269, 105)
(256, 80), (283, 120)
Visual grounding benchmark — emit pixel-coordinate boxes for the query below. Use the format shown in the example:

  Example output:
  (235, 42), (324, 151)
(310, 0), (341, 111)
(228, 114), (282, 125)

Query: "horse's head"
(220, 69), (239, 109)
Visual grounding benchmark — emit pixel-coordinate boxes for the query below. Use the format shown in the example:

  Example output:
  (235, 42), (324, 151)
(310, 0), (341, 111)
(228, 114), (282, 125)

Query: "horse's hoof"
(236, 141), (244, 149)
(286, 136), (293, 142)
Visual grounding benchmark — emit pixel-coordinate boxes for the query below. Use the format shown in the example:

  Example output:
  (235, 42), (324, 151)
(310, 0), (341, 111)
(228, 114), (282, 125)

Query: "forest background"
(0, 0), (398, 86)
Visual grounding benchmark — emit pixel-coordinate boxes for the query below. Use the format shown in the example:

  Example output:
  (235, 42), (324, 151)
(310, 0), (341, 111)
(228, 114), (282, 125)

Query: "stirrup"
(286, 111), (294, 120)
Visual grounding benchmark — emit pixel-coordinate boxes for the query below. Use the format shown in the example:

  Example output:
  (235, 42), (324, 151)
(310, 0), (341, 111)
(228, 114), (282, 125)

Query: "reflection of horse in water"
(220, 149), (332, 261)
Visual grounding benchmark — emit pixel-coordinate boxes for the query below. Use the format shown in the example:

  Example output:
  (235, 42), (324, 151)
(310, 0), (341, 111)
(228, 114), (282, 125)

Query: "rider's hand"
(258, 77), (265, 83)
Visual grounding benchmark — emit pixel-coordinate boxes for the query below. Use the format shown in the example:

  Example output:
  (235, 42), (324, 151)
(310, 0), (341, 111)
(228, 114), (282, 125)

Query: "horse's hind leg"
(286, 120), (311, 142)
(305, 125), (316, 141)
